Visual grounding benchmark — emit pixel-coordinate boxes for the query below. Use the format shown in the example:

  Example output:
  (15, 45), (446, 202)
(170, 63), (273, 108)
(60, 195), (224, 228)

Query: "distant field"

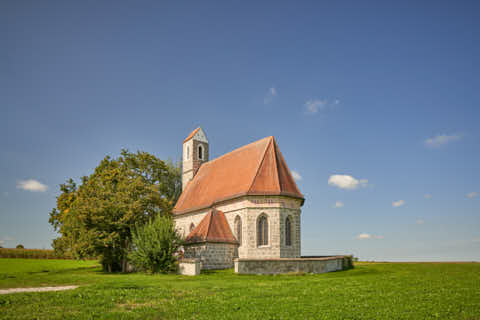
(0, 248), (73, 260)
(0, 259), (479, 319)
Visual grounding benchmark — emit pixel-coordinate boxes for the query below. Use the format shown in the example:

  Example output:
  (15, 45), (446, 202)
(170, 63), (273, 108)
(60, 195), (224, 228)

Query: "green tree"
(128, 215), (183, 273)
(49, 178), (81, 258)
(49, 150), (181, 272)
(16, 244), (24, 249)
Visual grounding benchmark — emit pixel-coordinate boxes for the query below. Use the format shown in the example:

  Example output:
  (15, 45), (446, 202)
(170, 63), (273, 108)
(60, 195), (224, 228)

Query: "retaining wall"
(234, 255), (353, 274)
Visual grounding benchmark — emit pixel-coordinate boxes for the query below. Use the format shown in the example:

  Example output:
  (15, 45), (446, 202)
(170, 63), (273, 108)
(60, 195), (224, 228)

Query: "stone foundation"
(234, 256), (353, 274)
(184, 242), (239, 270)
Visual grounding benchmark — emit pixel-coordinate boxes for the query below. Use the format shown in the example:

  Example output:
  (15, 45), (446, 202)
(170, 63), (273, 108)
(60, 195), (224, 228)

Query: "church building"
(173, 127), (305, 270)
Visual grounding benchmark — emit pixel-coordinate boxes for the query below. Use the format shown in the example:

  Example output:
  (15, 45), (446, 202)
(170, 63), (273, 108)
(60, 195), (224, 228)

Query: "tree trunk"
(122, 239), (129, 273)
(122, 257), (127, 273)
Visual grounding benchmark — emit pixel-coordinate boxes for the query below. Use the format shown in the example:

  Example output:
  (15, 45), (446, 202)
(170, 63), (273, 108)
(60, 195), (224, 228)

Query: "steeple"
(182, 127), (209, 191)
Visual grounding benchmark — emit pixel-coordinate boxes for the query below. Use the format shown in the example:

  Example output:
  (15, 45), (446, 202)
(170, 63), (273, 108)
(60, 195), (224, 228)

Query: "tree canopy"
(49, 150), (181, 272)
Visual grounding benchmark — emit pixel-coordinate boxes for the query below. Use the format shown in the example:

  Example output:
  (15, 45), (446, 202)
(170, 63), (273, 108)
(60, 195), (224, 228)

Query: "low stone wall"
(234, 256), (353, 274)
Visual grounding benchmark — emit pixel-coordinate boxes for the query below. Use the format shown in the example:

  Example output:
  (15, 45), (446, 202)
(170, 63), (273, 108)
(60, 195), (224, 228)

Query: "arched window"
(186, 146), (190, 159)
(257, 215), (268, 246)
(285, 216), (292, 246)
(198, 145), (203, 160)
(190, 223), (195, 232)
(234, 216), (242, 246)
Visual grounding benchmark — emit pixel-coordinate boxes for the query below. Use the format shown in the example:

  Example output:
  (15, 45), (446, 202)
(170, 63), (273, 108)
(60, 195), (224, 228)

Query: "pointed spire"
(184, 127), (201, 143)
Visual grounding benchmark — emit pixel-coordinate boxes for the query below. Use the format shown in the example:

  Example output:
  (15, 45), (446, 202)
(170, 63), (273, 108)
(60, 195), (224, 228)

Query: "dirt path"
(0, 285), (78, 294)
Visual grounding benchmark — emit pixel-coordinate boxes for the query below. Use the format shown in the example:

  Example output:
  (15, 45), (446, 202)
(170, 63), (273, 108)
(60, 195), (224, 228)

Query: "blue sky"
(1, 1), (479, 261)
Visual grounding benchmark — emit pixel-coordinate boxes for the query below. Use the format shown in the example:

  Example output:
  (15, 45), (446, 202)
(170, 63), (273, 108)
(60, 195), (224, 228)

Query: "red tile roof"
(183, 127), (201, 143)
(185, 209), (238, 244)
(174, 136), (304, 214)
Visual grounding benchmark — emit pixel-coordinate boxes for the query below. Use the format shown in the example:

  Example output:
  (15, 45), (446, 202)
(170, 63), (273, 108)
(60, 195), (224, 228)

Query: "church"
(173, 127), (304, 269)
(174, 128), (352, 274)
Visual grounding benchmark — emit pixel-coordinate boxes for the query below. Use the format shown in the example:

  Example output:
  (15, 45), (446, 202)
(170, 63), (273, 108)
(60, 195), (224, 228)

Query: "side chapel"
(173, 128), (305, 269)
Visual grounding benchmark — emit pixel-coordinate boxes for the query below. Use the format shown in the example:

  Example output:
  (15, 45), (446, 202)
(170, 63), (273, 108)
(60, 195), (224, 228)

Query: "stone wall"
(184, 242), (238, 270)
(279, 208), (301, 258)
(182, 139), (194, 190)
(174, 195), (303, 261)
(182, 134), (209, 191)
(234, 256), (352, 275)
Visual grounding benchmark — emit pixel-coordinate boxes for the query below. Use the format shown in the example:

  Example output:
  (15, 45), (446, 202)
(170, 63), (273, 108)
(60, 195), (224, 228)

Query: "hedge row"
(0, 248), (73, 259)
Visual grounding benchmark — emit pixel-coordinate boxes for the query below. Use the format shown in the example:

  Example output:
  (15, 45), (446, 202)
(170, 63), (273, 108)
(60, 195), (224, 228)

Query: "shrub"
(16, 244), (24, 249)
(128, 215), (183, 273)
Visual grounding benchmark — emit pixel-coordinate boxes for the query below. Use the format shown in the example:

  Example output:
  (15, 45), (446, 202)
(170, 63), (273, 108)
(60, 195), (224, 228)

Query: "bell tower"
(182, 127), (209, 191)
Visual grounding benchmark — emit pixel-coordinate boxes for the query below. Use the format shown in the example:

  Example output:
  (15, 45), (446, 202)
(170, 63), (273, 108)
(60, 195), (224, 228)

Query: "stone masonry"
(182, 128), (209, 190)
(174, 129), (307, 272)
(175, 195), (302, 261)
(234, 256), (353, 275)
(184, 242), (238, 270)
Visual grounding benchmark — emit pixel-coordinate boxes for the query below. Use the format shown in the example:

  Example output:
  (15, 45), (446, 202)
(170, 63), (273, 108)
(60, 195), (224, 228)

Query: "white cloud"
(467, 192), (478, 199)
(264, 87), (277, 104)
(0, 236), (14, 247)
(424, 194), (432, 199)
(416, 219), (425, 225)
(328, 175), (368, 190)
(304, 99), (340, 115)
(304, 99), (327, 114)
(333, 201), (344, 208)
(356, 233), (383, 240)
(356, 233), (371, 239)
(424, 133), (462, 148)
(16, 179), (48, 192)
(392, 200), (405, 207)
(291, 170), (302, 181)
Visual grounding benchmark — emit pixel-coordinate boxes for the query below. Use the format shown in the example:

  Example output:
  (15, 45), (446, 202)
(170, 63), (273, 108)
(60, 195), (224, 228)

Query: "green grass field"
(0, 259), (479, 319)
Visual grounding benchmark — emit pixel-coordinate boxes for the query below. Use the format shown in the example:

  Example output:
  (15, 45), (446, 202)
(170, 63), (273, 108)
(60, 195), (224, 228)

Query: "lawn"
(0, 259), (479, 319)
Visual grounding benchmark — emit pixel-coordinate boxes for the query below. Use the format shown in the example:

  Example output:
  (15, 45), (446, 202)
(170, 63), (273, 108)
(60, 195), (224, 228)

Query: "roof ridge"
(205, 209), (215, 240)
(247, 136), (274, 193)
(273, 139), (303, 196)
(205, 136), (272, 166)
(271, 137), (281, 191)
(183, 127), (201, 143)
